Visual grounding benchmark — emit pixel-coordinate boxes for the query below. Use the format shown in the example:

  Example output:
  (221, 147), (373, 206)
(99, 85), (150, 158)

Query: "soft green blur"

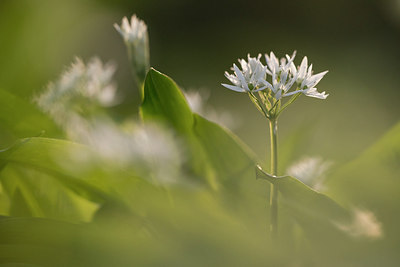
(1, 0), (399, 160)
(0, 0), (400, 266)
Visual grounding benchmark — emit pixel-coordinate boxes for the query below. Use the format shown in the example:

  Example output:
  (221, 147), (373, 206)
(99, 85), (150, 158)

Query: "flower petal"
(221, 83), (246, 92)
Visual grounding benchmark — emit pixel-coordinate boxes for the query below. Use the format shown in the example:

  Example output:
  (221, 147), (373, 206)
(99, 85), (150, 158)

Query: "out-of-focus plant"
(35, 57), (118, 142)
(114, 15), (150, 99)
(184, 89), (236, 129)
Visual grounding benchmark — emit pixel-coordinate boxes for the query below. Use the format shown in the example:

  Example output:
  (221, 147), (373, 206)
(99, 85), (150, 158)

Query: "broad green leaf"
(0, 137), (133, 220)
(193, 114), (256, 190)
(256, 165), (352, 244)
(140, 68), (216, 187)
(325, 121), (400, 262)
(0, 89), (62, 146)
(1, 164), (98, 222)
(140, 68), (257, 192)
(141, 68), (193, 134)
(326, 121), (400, 206)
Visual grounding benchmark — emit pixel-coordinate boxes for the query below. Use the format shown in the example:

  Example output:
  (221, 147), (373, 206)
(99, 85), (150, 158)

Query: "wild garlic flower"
(264, 51), (299, 99)
(89, 121), (185, 186)
(222, 54), (268, 93)
(287, 156), (332, 191)
(290, 56), (329, 99)
(36, 57), (118, 141)
(223, 51), (328, 100)
(114, 14), (150, 92)
(222, 51), (329, 118)
(37, 57), (117, 109)
(114, 15), (147, 44)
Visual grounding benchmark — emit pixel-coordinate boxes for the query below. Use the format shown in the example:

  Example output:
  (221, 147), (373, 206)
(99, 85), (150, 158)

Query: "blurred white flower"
(335, 208), (383, 239)
(287, 156), (332, 191)
(89, 122), (184, 185)
(184, 89), (236, 129)
(114, 15), (148, 45)
(36, 57), (118, 141)
(37, 57), (117, 109)
(222, 54), (268, 93)
(114, 14), (150, 90)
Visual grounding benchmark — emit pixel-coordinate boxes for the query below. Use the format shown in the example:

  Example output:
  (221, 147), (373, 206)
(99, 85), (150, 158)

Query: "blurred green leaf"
(0, 89), (62, 146)
(326, 121), (400, 263)
(256, 165), (353, 246)
(0, 137), (136, 221)
(193, 114), (256, 190)
(0, 216), (85, 266)
(140, 68), (257, 192)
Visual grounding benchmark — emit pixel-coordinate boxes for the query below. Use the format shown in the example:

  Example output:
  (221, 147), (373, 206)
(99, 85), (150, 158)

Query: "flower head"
(37, 57), (117, 109)
(114, 15), (148, 45)
(114, 14), (150, 92)
(222, 51), (329, 118)
(222, 54), (267, 93)
(35, 57), (118, 141)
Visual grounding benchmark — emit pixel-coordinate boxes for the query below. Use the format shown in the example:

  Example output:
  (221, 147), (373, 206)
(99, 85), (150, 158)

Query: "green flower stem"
(269, 118), (278, 239)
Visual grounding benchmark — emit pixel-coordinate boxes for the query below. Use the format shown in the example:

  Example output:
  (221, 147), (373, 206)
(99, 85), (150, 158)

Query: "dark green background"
(1, 0), (399, 165)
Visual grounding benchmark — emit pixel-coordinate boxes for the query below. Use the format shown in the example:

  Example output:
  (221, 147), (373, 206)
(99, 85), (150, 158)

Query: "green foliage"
(0, 68), (397, 266)
(0, 89), (61, 146)
(140, 68), (256, 191)
(326, 122), (400, 264)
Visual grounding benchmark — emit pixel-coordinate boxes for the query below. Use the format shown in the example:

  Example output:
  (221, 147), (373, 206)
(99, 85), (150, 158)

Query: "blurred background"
(0, 0), (399, 165)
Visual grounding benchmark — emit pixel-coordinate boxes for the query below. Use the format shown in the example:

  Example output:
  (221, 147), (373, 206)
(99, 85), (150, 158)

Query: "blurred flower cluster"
(36, 57), (184, 186)
(184, 89), (236, 129)
(287, 156), (332, 191)
(36, 57), (118, 141)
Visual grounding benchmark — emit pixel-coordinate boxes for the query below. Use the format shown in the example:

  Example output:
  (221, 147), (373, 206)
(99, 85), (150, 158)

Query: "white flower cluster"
(114, 14), (150, 89)
(36, 57), (118, 141)
(222, 52), (328, 100)
(89, 122), (185, 186)
(37, 57), (117, 109)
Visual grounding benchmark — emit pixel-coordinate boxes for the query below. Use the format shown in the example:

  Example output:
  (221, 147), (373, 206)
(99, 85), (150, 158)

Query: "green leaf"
(327, 121), (400, 206)
(326, 121), (400, 258)
(0, 137), (132, 221)
(141, 68), (193, 134)
(140, 68), (257, 191)
(0, 216), (83, 266)
(256, 165), (352, 243)
(0, 89), (62, 146)
(193, 114), (256, 190)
